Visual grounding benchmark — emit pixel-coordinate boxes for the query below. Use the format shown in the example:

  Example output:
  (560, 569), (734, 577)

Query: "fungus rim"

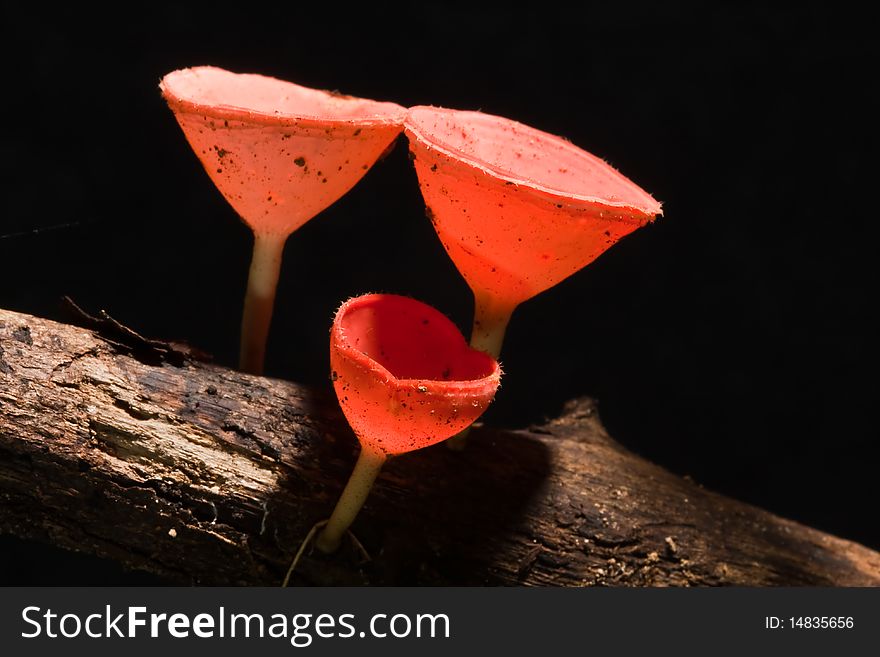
(405, 105), (662, 221)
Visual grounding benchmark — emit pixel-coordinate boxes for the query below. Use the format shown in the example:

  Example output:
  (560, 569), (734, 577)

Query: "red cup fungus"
(160, 66), (406, 375)
(330, 293), (501, 456)
(405, 106), (662, 360)
(283, 293), (500, 582)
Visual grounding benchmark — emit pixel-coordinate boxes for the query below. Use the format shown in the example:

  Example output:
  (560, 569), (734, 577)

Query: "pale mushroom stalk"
(445, 295), (513, 450)
(315, 445), (386, 553)
(239, 232), (286, 375)
(281, 445), (386, 587)
(469, 291), (516, 359)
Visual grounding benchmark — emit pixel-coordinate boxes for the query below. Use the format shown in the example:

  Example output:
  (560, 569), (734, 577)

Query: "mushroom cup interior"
(337, 295), (496, 382)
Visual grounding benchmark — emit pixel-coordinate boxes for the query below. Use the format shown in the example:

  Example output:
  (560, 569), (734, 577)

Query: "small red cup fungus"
(288, 293), (500, 574)
(160, 66), (406, 374)
(405, 106), (662, 359)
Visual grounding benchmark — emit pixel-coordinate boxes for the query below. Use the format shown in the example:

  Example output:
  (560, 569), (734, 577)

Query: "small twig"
(282, 520), (329, 587)
(0, 218), (99, 241)
(60, 296), (211, 366)
(281, 522), (372, 587)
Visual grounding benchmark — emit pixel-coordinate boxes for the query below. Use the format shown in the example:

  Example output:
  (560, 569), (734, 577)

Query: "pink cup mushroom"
(160, 66), (406, 375)
(405, 106), (662, 360)
(283, 293), (500, 584)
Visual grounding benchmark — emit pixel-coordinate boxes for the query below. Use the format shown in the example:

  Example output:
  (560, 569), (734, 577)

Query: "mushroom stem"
(469, 291), (516, 359)
(446, 293), (514, 451)
(239, 232), (286, 375)
(315, 445), (387, 554)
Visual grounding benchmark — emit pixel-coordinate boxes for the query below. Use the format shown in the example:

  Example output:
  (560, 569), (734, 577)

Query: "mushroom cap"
(330, 294), (501, 456)
(405, 106), (662, 307)
(160, 66), (406, 236)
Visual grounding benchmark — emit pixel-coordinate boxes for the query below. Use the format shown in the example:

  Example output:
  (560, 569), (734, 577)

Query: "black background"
(1, 3), (877, 584)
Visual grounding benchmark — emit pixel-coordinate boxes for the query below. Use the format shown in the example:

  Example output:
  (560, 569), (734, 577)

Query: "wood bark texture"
(1, 308), (878, 586)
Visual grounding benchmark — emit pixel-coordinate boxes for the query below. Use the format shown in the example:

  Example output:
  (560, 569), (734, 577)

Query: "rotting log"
(1, 307), (878, 586)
